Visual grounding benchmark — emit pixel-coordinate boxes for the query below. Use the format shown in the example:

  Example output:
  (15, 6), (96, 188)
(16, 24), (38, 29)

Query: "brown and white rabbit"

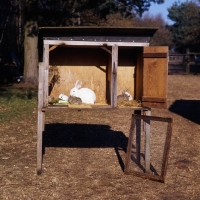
(117, 91), (129, 101)
(124, 91), (133, 101)
(68, 95), (82, 105)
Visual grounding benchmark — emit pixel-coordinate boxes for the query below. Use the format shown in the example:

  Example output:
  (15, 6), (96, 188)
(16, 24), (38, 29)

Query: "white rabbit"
(70, 80), (96, 104)
(58, 93), (68, 101)
(124, 91), (133, 101)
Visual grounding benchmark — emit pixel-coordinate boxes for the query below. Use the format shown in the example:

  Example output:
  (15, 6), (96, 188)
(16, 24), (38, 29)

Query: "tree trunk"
(23, 20), (38, 85)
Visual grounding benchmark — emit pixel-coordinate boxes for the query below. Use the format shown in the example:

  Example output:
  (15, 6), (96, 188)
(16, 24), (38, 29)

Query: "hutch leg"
(135, 116), (141, 165)
(124, 116), (135, 173)
(37, 110), (45, 175)
(144, 109), (151, 173)
(134, 109), (142, 165)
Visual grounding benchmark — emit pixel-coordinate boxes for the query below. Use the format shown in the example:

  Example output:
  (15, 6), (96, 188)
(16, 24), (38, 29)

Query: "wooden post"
(161, 120), (173, 182)
(135, 117), (141, 164)
(107, 55), (112, 104)
(43, 44), (49, 107)
(37, 44), (49, 175)
(111, 45), (118, 108)
(124, 116), (135, 173)
(144, 109), (151, 173)
(37, 62), (44, 175)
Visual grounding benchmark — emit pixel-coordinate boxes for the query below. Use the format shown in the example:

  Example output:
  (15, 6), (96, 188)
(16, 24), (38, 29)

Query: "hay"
(117, 99), (141, 108)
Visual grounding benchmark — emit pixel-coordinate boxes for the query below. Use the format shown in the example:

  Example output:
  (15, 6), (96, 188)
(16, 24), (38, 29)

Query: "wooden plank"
(107, 55), (112, 104)
(42, 106), (150, 112)
(37, 62), (44, 175)
(124, 117), (135, 174)
(142, 96), (166, 103)
(37, 111), (44, 175)
(161, 120), (173, 183)
(136, 117), (141, 164)
(143, 52), (167, 58)
(133, 114), (172, 123)
(124, 170), (164, 183)
(144, 113), (150, 173)
(44, 39), (149, 47)
(68, 104), (92, 108)
(49, 45), (57, 52)
(101, 47), (111, 55)
(142, 101), (167, 109)
(135, 48), (143, 100)
(143, 109), (151, 174)
(111, 45), (118, 108)
(43, 44), (49, 107)
(38, 62), (44, 110)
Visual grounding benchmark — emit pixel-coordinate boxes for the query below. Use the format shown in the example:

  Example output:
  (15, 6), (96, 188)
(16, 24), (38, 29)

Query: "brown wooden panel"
(142, 46), (168, 109)
(135, 48), (143, 100)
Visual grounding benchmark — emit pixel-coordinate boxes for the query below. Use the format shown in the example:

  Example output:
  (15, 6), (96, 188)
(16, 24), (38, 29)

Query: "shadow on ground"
(43, 123), (128, 170)
(43, 123), (128, 148)
(169, 100), (200, 125)
(42, 123), (161, 174)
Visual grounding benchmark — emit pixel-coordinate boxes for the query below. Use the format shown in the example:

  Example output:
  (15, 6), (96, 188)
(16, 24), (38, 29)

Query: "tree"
(23, 0), (38, 84)
(167, 1), (200, 53)
(37, 0), (165, 26)
(1, 0), (165, 85)
(0, 0), (19, 61)
(22, 0), (166, 85)
(132, 13), (173, 48)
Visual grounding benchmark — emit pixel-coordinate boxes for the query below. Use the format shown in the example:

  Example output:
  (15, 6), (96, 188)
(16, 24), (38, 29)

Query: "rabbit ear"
(75, 80), (82, 89)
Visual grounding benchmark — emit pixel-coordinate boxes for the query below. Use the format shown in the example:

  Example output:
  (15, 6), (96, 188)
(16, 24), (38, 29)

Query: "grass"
(0, 87), (38, 123)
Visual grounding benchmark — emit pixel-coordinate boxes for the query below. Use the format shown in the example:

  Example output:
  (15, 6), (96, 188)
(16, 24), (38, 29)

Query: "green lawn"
(0, 87), (38, 123)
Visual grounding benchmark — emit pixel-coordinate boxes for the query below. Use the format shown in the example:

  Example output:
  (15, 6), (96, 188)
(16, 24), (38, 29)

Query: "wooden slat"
(133, 114), (172, 123)
(38, 62), (44, 110)
(49, 45), (57, 52)
(124, 170), (164, 182)
(42, 106), (151, 112)
(44, 39), (149, 47)
(142, 96), (166, 103)
(107, 55), (112, 103)
(142, 102), (167, 109)
(101, 47), (111, 55)
(43, 44), (49, 107)
(143, 52), (167, 58)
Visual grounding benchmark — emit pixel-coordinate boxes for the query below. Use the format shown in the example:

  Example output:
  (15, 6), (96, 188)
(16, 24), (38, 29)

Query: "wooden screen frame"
(124, 114), (173, 183)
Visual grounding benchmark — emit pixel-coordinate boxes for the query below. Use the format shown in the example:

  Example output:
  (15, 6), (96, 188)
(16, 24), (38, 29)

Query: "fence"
(168, 51), (200, 74)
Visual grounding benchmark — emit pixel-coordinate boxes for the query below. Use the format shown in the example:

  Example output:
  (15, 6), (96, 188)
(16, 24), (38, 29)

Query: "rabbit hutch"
(37, 27), (169, 174)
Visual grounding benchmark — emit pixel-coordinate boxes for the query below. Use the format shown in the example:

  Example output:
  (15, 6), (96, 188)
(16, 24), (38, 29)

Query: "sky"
(145, 0), (187, 24)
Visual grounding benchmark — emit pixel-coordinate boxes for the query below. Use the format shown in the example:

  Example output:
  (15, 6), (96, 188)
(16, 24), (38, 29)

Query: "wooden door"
(142, 46), (168, 109)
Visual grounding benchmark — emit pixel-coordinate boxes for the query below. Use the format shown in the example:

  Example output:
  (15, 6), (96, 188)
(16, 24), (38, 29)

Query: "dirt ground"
(0, 75), (200, 199)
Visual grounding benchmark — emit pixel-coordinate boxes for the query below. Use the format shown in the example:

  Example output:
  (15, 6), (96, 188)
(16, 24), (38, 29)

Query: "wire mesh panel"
(124, 114), (173, 183)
